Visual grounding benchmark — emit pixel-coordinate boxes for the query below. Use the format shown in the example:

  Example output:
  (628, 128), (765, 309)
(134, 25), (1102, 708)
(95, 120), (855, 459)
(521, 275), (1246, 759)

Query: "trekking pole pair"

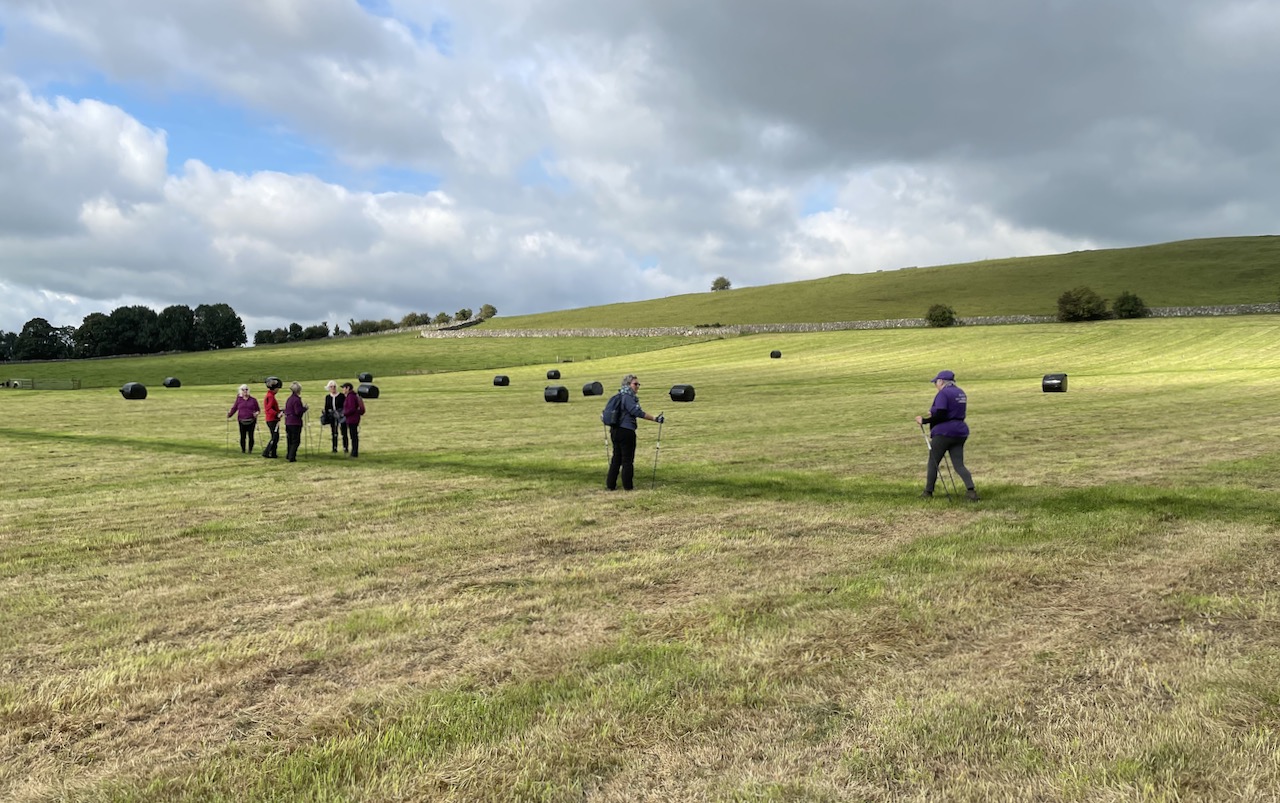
(918, 423), (958, 501)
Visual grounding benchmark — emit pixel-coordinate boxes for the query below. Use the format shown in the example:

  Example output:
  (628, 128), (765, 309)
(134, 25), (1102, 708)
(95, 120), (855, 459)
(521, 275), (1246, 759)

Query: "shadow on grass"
(6, 428), (1277, 526)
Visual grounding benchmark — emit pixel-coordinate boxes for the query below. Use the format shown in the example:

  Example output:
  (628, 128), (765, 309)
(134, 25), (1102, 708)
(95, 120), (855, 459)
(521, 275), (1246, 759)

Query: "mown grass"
(488, 235), (1280, 328)
(2, 317), (1280, 801)
(5, 334), (720, 390)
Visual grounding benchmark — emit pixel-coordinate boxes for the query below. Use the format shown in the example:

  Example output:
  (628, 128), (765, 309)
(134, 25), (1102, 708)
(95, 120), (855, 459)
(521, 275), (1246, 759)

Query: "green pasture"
(3, 316), (1280, 801)
(490, 235), (1280, 328)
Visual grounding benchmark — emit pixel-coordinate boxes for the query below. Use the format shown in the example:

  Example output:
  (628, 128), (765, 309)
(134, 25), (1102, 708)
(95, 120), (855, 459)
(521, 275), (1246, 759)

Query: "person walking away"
(606, 373), (663, 491)
(323, 380), (348, 453)
(915, 369), (979, 500)
(262, 379), (281, 458)
(341, 382), (366, 458)
(227, 384), (260, 453)
(283, 382), (309, 463)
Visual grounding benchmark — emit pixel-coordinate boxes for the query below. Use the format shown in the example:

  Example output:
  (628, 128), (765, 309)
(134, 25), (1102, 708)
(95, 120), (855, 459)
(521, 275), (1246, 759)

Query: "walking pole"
(651, 415), (664, 489)
(225, 415), (230, 452)
(603, 425), (612, 464)
(919, 423), (953, 502)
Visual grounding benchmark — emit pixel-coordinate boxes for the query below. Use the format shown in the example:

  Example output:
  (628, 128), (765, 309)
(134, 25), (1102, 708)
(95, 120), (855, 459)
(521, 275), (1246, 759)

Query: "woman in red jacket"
(261, 378), (282, 459)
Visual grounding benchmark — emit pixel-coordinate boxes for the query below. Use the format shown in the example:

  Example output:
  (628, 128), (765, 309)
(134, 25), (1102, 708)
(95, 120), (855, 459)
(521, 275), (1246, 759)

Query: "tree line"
(0, 301), (500, 361)
(0, 303), (247, 362)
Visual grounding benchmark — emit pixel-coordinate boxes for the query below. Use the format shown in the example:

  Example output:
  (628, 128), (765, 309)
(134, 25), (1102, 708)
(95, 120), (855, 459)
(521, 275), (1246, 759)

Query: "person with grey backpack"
(603, 373), (663, 491)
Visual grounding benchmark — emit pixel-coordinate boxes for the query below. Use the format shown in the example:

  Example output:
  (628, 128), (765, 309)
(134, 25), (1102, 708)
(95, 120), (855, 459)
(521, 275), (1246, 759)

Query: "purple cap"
(931, 370), (955, 382)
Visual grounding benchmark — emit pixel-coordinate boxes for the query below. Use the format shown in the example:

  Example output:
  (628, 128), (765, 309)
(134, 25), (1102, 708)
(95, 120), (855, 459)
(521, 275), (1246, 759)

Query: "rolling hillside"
(487, 235), (1280, 329)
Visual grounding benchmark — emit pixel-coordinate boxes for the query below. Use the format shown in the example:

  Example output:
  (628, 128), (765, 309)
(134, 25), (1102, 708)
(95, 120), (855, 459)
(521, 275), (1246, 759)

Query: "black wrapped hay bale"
(770, 350), (782, 359)
(494, 375), (510, 386)
(120, 382), (147, 400)
(546, 369), (561, 380)
(544, 385), (569, 403)
(358, 372), (373, 383)
(357, 382), (380, 399)
(582, 381), (603, 396)
(1042, 373), (1068, 392)
(669, 384), (696, 403)
(162, 377), (181, 388)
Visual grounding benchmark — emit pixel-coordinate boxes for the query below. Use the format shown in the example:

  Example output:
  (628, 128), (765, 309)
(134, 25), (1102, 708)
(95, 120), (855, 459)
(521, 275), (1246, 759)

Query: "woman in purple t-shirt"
(915, 369), (979, 500)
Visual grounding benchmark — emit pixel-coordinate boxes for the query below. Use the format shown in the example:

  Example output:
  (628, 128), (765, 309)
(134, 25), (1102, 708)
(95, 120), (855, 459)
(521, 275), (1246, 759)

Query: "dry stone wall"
(418, 304), (1278, 339)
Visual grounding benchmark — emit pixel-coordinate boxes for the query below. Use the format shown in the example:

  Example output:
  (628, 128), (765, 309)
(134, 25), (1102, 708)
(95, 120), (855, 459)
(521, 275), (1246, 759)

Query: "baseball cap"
(931, 370), (955, 382)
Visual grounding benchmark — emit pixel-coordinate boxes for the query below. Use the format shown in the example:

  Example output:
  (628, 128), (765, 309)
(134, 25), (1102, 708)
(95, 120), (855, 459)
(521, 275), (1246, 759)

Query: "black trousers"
(238, 420), (255, 453)
(607, 426), (637, 490)
(926, 435), (975, 493)
(263, 421), (280, 457)
(330, 421), (348, 452)
(285, 424), (302, 462)
(348, 423), (360, 457)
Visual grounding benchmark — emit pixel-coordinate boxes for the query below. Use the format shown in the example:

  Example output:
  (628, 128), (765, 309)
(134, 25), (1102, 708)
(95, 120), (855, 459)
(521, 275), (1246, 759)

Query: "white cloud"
(2, 0), (1278, 338)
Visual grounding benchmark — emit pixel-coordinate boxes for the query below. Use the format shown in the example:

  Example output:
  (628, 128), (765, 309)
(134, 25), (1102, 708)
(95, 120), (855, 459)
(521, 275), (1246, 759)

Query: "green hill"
(487, 235), (1280, 329)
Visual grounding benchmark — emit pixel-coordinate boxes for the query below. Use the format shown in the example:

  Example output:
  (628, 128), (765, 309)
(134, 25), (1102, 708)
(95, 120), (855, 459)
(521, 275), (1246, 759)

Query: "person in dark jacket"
(323, 380), (348, 453)
(283, 382), (309, 462)
(915, 369), (979, 500)
(341, 382), (366, 458)
(227, 384), (260, 453)
(261, 379), (282, 459)
(606, 373), (663, 491)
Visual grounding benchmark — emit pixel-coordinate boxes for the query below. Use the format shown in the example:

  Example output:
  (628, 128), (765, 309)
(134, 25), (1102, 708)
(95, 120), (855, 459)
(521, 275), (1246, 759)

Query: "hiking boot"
(965, 489), (980, 501)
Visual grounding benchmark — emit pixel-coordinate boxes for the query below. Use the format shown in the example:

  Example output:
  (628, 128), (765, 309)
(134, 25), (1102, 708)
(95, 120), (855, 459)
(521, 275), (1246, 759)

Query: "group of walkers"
(228, 379), (366, 462)
(602, 368), (980, 499)
(226, 367), (977, 498)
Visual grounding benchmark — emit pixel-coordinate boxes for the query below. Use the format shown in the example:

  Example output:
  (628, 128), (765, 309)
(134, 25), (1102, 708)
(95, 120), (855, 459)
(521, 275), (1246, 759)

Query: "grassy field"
(487, 235), (1280, 328)
(3, 316), (1280, 801)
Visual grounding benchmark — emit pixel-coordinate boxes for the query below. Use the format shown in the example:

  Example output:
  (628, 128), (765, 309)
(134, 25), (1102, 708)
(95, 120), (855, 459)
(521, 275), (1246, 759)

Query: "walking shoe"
(965, 489), (980, 501)
(332, 446), (338, 453)
(919, 491), (933, 499)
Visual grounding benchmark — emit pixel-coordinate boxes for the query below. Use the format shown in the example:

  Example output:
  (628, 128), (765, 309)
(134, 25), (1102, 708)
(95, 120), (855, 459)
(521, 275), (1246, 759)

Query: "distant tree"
(253, 329), (277, 346)
(155, 304), (196, 352)
(303, 323), (329, 340)
(454, 308), (473, 322)
(287, 322), (304, 342)
(332, 324), (344, 337)
(925, 304), (959, 328)
(378, 318), (396, 332)
(193, 303), (247, 349)
(13, 317), (68, 361)
(74, 312), (114, 358)
(348, 319), (382, 336)
(400, 312), (431, 328)
(0, 330), (14, 361)
(711, 276), (732, 291)
(1056, 286), (1110, 322)
(432, 312), (452, 326)
(478, 303), (497, 320)
(1112, 290), (1150, 319)
(107, 305), (160, 355)
(271, 327), (288, 343)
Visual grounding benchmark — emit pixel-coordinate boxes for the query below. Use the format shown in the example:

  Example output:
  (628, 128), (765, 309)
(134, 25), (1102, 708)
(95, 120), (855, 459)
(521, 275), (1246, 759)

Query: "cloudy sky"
(1, 0), (1276, 336)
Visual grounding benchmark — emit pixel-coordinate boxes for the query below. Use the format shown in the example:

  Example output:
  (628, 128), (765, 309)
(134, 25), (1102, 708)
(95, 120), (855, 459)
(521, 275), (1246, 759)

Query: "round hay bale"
(546, 369), (561, 380)
(669, 384), (696, 403)
(544, 385), (569, 403)
(770, 350), (782, 359)
(493, 375), (510, 386)
(1042, 373), (1068, 392)
(358, 372), (373, 383)
(120, 382), (147, 400)
(357, 383), (380, 399)
(162, 377), (181, 388)
(582, 381), (604, 396)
